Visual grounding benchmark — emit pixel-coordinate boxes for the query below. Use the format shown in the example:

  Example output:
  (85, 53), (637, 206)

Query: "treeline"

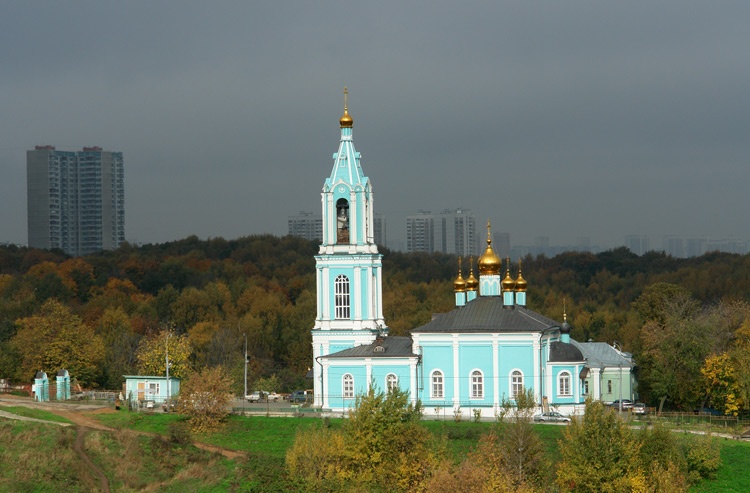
(1, 237), (749, 405)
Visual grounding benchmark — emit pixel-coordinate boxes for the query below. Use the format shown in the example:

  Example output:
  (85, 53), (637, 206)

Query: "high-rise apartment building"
(27, 146), (125, 256)
(440, 208), (476, 257)
(373, 213), (386, 247)
(406, 210), (435, 253)
(493, 231), (511, 259)
(288, 211), (323, 242)
(624, 235), (650, 256)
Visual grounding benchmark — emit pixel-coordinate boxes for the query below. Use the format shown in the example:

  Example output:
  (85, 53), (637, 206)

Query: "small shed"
(123, 375), (180, 409)
(33, 371), (49, 402)
(56, 369), (71, 401)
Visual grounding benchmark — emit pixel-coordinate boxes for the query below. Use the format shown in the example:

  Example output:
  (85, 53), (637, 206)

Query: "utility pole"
(244, 333), (248, 398)
(165, 330), (171, 412)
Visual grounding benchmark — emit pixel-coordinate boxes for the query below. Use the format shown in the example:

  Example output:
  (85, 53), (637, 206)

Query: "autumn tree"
(135, 330), (192, 378)
(701, 353), (742, 415)
(730, 319), (750, 411)
(556, 399), (646, 492)
(432, 388), (547, 492)
(97, 307), (140, 388)
(287, 386), (439, 492)
(11, 299), (104, 385)
(177, 365), (233, 432)
(635, 285), (707, 410)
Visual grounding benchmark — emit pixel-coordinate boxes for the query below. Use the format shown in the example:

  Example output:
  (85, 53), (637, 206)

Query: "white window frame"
(558, 371), (572, 396)
(431, 370), (444, 399)
(334, 275), (350, 319)
(386, 373), (398, 393)
(343, 373), (354, 398)
(510, 370), (524, 399)
(582, 379), (589, 395)
(470, 369), (484, 399)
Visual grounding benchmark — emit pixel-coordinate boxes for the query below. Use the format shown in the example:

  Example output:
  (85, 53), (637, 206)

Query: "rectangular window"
(511, 371), (523, 398)
(432, 372), (444, 399)
(343, 374), (354, 398)
(334, 275), (350, 319)
(471, 371), (483, 399)
(607, 380), (612, 394)
(559, 373), (571, 396)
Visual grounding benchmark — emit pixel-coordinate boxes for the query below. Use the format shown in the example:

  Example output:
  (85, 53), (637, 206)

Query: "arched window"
(471, 370), (484, 399)
(336, 198), (349, 243)
(559, 371), (571, 396)
(334, 275), (350, 319)
(386, 374), (398, 393)
(431, 370), (444, 399)
(511, 370), (523, 398)
(343, 374), (354, 398)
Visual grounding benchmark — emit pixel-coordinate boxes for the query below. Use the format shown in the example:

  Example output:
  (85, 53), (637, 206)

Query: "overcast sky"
(1, 2), (748, 250)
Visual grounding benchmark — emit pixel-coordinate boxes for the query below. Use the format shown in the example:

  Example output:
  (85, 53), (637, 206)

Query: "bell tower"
(312, 89), (386, 407)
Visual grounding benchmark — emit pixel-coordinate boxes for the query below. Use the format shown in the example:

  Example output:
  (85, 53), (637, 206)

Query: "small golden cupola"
(466, 256), (479, 291)
(515, 259), (528, 292)
(477, 220), (501, 275)
(454, 257), (468, 307)
(514, 259), (528, 306)
(501, 258), (515, 292)
(453, 257), (467, 292)
(339, 86), (354, 128)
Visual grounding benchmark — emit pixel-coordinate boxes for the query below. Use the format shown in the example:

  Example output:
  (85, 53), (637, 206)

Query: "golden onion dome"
(454, 272), (467, 292)
(454, 257), (467, 292)
(340, 87), (353, 128)
(477, 220), (501, 275)
(501, 261), (515, 292)
(466, 259), (479, 291)
(515, 259), (528, 292)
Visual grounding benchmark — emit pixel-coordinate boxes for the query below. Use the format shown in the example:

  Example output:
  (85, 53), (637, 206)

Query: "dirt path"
(0, 395), (246, 460)
(74, 426), (111, 493)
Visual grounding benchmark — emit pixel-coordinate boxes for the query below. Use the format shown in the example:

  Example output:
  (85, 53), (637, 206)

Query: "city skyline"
(2, 3), (749, 249)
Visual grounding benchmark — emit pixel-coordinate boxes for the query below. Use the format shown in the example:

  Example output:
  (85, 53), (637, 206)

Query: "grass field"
(2, 409), (750, 492)
(0, 406), (73, 424)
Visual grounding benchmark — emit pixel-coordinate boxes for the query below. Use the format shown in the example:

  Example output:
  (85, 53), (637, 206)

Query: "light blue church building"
(312, 91), (635, 418)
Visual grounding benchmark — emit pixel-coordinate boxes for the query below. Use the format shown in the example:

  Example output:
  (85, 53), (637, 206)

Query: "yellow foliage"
(136, 330), (192, 378)
(11, 299), (105, 385)
(177, 366), (233, 433)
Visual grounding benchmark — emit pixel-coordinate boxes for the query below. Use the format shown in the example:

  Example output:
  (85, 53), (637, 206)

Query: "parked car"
(632, 402), (647, 415)
(290, 390), (307, 403)
(533, 411), (571, 423)
(266, 392), (282, 402)
(609, 399), (634, 410)
(246, 391), (267, 403)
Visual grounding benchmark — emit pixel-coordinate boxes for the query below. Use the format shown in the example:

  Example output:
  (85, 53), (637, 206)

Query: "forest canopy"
(1, 236), (749, 411)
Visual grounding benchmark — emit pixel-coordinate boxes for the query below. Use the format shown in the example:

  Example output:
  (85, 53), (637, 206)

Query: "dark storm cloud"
(1, 1), (748, 249)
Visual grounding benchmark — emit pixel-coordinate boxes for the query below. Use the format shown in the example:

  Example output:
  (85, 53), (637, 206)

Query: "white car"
(245, 391), (267, 402)
(266, 392), (282, 402)
(533, 411), (571, 423)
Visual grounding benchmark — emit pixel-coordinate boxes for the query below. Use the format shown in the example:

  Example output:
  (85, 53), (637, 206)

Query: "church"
(311, 90), (635, 418)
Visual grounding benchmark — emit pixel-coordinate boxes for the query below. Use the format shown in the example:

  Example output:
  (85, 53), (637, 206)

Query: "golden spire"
(515, 258), (528, 292)
(339, 86), (353, 128)
(501, 257), (515, 292)
(453, 256), (467, 292)
(466, 256), (479, 290)
(478, 219), (501, 275)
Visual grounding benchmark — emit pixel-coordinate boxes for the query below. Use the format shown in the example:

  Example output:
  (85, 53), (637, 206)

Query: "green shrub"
(684, 434), (722, 481)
